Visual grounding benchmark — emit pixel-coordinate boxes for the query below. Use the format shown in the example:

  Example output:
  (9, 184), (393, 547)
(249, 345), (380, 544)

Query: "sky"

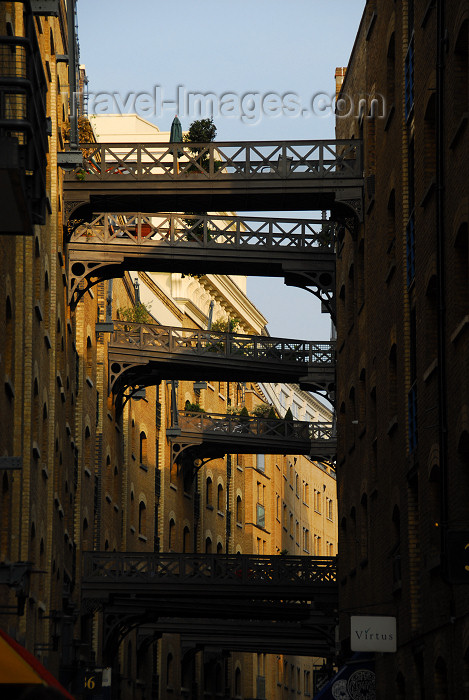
(77, 0), (365, 340)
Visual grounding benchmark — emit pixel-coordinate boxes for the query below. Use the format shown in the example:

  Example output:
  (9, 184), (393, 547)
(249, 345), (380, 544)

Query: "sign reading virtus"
(350, 616), (397, 652)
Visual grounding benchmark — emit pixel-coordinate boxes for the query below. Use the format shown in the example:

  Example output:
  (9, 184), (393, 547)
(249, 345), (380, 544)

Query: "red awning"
(0, 627), (75, 699)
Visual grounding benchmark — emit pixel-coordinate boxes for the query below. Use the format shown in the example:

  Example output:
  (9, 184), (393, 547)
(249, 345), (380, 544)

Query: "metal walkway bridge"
(167, 411), (336, 471)
(81, 552), (337, 659)
(67, 212), (337, 314)
(108, 321), (335, 399)
(64, 139), (363, 218)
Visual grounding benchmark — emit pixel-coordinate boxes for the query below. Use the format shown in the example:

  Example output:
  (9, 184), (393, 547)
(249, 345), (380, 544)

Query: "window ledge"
(5, 377), (15, 400)
(139, 463), (148, 472)
(34, 301), (43, 322)
(384, 104), (395, 132)
(217, 510), (224, 517)
(421, 0), (435, 28)
(451, 315), (469, 344)
(385, 261), (396, 284)
(449, 113), (468, 150)
(420, 177), (436, 208)
(366, 195), (375, 215)
(365, 10), (377, 40)
(387, 416), (398, 435)
(169, 483), (177, 491)
(138, 534), (147, 542)
(423, 358), (438, 383)
(206, 504), (214, 511)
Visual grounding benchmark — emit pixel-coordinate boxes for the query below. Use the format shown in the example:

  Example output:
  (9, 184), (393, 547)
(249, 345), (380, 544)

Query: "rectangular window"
(303, 482), (309, 505)
(257, 503), (265, 529)
(279, 390), (287, 410)
(303, 528), (310, 552)
(256, 453), (265, 472)
(304, 670), (311, 695)
(326, 498), (333, 520)
(314, 534), (321, 555)
(314, 490), (321, 513)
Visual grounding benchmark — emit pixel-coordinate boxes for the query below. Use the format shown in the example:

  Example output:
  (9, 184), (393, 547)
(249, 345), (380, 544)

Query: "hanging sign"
(351, 615), (396, 652)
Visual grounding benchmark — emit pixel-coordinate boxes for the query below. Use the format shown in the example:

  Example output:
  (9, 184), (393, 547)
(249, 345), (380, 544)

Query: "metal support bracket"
(31, 0), (60, 16)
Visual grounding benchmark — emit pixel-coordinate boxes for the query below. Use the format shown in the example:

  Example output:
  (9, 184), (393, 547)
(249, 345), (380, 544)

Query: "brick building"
(335, 0), (469, 696)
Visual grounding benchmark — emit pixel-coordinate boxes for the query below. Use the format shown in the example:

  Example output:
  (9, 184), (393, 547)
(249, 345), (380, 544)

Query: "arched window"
(234, 667), (242, 697)
(139, 431), (147, 465)
(166, 653), (174, 689)
(217, 482), (224, 511)
(205, 536), (212, 554)
(169, 518), (176, 550)
(236, 495), (243, 523)
(217, 541), (223, 554)
(206, 477), (213, 505)
(138, 501), (146, 534)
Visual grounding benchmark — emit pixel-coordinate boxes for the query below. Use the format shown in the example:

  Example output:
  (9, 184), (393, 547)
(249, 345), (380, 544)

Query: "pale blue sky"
(77, 0), (365, 340)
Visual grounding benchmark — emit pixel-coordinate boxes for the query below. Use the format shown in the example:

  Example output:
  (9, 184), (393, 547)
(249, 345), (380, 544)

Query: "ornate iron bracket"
(103, 610), (147, 664)
(283, 268), (336, 323)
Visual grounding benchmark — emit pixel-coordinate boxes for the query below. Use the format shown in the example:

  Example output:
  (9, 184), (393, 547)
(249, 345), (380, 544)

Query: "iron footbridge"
(64, 139), (363, 218)
(108, 321), (335, 400)
(66, 212), (337, 315)
(81, 552), (337, 660)
(167, 410), (336, 472)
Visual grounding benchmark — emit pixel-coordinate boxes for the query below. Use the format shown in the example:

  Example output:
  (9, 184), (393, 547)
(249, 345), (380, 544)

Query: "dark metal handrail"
(110, 321), (335, 366)
(175, 411), (335, 442)
(74, 139), (362, 180)
(82, 552), (337, 586)
(70, 212), (337, 249)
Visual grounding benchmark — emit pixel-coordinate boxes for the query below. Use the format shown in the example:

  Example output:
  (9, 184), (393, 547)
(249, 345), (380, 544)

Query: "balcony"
(0, 4), (49, 233)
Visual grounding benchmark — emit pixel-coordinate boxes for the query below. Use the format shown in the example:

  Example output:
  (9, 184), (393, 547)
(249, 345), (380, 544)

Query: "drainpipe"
(436, 0), (448, 577)
(67, 0), (78, 150)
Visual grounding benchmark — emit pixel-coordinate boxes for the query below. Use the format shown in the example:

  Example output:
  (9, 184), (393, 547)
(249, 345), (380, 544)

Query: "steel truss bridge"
(67, 212), (337, 315)
(81, 553), (337, 660)
(108, 321), (335, 399)
(64, 139), (363, 217)
(167, 411), (336, 474)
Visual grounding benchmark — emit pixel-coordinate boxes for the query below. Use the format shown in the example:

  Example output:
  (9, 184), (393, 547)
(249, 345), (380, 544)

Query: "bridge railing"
(76, 140), (361, 180)
(82, 552), (337, 586)
(70, 212), (337, 249)
(110, 321), (335, 365)
(175, 411), (334, 442)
